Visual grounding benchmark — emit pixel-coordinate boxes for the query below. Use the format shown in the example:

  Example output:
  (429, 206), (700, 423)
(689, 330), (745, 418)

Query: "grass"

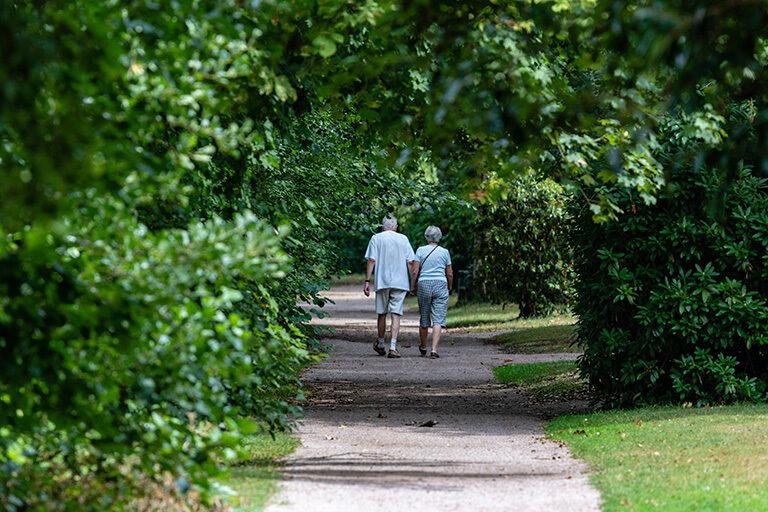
(548, 404), (768, 511)
(447, 299), (575, 332)
(491, 324), (577, 353)
(332, 273), (366, 286)
(228, 432), (300, 511)
(493, 360), (587, 401)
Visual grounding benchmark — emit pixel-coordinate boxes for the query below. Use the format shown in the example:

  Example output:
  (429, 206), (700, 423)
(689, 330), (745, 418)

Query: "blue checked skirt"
(417, 279), (449, 327)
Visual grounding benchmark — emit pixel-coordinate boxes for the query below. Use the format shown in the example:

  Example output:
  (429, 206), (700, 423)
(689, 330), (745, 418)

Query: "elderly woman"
(411, 226), (453, 358)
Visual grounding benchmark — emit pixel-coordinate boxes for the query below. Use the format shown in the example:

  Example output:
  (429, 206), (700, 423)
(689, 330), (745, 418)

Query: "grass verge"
(548, 404), (768, 511)
(228, 432), (300, 511)
(491, 324), (577, 353)
(493, 360), (587, 401)
(332, 273), (366, 286)
(448, 299), (575, 332)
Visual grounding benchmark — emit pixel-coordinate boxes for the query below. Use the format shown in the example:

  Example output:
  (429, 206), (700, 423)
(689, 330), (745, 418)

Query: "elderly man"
(363, 215), (418, 358)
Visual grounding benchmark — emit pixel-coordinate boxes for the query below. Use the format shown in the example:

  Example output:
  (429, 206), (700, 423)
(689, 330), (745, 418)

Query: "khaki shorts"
(375, 288), (407, 315)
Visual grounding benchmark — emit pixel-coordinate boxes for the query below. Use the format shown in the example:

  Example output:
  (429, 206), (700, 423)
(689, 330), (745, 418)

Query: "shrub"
(574, 161), (768, 406)
(0, 203), (312, 510)
(474, 175), (575, 317)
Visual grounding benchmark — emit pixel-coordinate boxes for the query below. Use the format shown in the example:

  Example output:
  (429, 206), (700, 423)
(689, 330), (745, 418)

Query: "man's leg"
(373, 291), (389, 355)
(387, 290), (406, 358)
(391, 313), (401, 342)
(377, 313), (387, 339)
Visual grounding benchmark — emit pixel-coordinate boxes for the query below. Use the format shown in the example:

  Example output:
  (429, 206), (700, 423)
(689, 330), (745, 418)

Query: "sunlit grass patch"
(332, 273), (366, 286)
(228, 432), (300, 511)
(448, 299), (575, 332)
(491, 324), (577, 353)
(493, 360), (586, 401)
(548, 405), (768, 511)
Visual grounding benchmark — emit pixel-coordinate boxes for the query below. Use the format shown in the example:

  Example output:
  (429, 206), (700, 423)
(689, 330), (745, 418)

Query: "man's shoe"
(373, 341), (386, 356)
(387, 349), (401, 358)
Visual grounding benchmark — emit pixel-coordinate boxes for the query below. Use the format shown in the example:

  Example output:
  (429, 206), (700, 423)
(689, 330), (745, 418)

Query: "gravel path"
(266, 285), (600, 512)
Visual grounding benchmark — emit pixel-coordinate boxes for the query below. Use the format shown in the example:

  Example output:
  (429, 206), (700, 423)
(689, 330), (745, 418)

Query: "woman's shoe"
(429, 351), (439, 358)
(387, 349), (402, 358)
(419, 343), (427, 356)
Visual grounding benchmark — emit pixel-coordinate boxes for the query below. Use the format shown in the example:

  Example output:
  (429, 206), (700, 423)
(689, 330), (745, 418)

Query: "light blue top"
(364, 230), (417, 291)
(415, 245), (451, 283)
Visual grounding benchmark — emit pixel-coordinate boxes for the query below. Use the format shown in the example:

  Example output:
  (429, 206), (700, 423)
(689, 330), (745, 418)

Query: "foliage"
(375, 160), (478, 285)
(179, 108), (420, 347)
(4, 0), (768, 508)
(0, 201), (311, 509)
(0, 2), (358, 509)
(593, 0), (768, 181)
(474, 175), (575, 317)
(574, 110), (768, 406)
(548, 404), (768, 511)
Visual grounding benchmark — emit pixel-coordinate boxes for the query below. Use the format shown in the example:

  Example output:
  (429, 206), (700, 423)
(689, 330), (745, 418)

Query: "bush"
(474, 175), (574, 317)
(574, 161), (768, 406)
(0, 202), (312, 510)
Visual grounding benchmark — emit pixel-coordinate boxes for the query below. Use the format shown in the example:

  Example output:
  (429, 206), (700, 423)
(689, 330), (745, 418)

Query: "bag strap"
(413, 245), (439, 291)
(420, 245), (439, 266)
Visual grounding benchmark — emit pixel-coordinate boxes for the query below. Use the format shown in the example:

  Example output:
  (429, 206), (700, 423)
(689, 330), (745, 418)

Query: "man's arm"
(364, 259), (375, 297)
(446, 264), (454, 292)
(409, 260), (420, 294)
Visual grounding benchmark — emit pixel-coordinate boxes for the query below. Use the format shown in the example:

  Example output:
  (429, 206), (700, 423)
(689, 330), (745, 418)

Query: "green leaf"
(312, 34), (337, 58)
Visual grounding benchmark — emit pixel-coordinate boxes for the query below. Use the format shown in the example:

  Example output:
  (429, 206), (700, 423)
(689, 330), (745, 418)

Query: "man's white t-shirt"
(364, 230), (416, 292)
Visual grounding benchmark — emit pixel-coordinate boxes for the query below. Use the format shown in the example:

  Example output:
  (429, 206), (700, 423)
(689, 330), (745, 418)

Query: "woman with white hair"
(411, 225), (453, 358)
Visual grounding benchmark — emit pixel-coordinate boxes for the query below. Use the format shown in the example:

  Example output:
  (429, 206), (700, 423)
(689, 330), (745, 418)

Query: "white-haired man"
(363, 215), (418, 358)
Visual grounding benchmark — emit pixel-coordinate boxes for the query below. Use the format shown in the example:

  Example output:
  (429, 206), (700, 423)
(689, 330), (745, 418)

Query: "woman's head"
(424, 225), (442, 243)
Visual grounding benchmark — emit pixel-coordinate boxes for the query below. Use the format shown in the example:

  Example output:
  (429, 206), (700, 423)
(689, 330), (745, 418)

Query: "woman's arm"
(446, 264), (453, 292)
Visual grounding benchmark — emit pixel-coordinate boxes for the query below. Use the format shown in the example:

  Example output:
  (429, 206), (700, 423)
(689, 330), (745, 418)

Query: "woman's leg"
(430, 282), (449, 354)
(431, 324), (442, 353)
(417, 284), (432, 351)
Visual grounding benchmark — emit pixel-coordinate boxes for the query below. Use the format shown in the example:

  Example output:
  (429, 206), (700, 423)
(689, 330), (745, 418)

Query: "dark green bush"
(574, 160), (768, 406)
(0, 201), (312, 510)
(474, 175), (574, 317)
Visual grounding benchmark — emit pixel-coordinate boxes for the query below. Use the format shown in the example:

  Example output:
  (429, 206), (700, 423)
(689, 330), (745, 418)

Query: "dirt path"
(265, 285), (600, 512)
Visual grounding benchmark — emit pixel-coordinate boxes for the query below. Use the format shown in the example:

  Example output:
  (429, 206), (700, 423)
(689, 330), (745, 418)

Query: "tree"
(474, 175), (574, 317)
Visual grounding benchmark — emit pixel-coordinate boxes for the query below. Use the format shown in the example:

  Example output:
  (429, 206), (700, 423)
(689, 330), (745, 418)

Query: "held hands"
(363, 281), (370, 297)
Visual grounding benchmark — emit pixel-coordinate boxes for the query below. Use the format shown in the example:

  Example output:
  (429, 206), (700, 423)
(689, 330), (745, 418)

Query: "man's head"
(382, 215), (398, 231)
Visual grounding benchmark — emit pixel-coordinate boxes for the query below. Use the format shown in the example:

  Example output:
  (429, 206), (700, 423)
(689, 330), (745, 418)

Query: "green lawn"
(491, 324), (577, 353)
(493, 360), (587, 401)
(447, 299), (575, 332)
(332, 273), (366, 286)
(228, 432), (300, 511)
(548, 405), (768, 511)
